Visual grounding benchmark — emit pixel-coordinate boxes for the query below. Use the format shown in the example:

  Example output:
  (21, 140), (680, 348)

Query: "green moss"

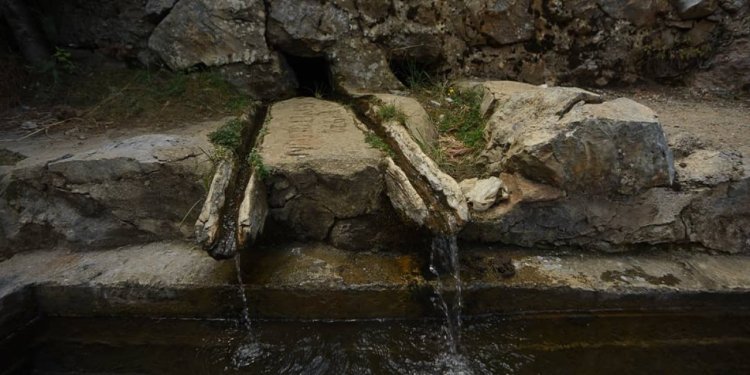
(247, 148), (270, 179)
(377, 103), (408, 124)
(208, 118), (245, 153)
(436, 88), (486, 149)
(365, 132), (395, 157)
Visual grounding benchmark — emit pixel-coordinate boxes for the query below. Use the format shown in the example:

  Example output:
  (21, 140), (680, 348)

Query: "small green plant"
(53, 48), (75, 72)
(365, 132), (395, 157)
(35, 47), (76, 84)
(247, 148), (269, 178)
(436, 87), (486, 149)
(208, 118), (245, 153)
(409, 83), (488, 179)
(377, 103), (408, 124)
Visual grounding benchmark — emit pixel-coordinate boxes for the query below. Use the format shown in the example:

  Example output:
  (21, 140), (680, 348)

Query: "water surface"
(25, 312), (750, 374)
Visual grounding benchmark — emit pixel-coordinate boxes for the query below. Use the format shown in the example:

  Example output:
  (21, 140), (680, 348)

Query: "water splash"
(230, 252), (267, 368)
(234, 253), (251, 331)
(429, 235), (464, 355)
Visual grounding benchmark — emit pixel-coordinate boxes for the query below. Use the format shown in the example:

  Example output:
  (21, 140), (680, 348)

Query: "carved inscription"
(282, 101), (352, 158)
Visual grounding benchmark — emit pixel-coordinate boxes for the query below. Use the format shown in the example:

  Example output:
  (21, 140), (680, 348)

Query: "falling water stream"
(234, 254), (251, 331)
(231, 252), (267, 368)
(429, 234), (472, 373)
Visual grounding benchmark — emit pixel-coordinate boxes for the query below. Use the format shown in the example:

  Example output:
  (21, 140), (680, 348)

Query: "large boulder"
(266, 0), (402, 93)
(477, 81), (675, 195)
(149, 0), (270, 70)
(0, 124), (215, 258)
(33, 0), (155, 60)
(462, 174), (749, 253)
(258, 98), (414, 249)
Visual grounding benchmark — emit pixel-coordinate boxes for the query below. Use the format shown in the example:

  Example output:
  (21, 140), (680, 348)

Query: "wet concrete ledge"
(1, 241), (750, 324)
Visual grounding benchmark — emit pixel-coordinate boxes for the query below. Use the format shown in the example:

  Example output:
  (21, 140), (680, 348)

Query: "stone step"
(2, 242), (750, 324)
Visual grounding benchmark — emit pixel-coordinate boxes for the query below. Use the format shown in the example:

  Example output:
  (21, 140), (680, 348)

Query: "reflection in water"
(31, 313), (750, 374)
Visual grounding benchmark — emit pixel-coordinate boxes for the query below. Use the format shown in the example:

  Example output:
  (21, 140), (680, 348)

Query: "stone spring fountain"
(1, 0), (750, 371)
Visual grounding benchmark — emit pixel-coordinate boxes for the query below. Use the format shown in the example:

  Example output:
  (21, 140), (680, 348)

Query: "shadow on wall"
(282, 53), (333, 98)
(389, 58), (442, 89)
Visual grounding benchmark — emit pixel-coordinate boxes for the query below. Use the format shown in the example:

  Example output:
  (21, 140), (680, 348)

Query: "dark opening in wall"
(389, 58), (439, 88)
(282, 53), (333, 98)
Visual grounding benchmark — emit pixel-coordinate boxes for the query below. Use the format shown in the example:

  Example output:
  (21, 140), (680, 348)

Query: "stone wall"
(10, 0), (749, 97)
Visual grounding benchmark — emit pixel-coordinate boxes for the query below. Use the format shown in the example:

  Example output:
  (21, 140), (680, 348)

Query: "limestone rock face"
(383, 157), (429, 226)
(479, 0), (535, 45)
(692, 38), (750, 96)
(683, 175), (750, 253)
(597, 0), (670, 26)
(478, 81), (674, 195)
(217, 54), (298, 101)
(460, 177), (508, 212)
(676, 150), (744, 187)
(372, 94), (439, 150)
(27, 0), (750, 96)
(673, 0), (718, 19)
(259, 98), (410, 249)
(0, 128), (213, 258)
(462, 149), (748, 253)
(382, 121), (470, 233)
(149, 0), (270, 70)
(237, 171), (268, 248)
(145, 0), (177, 17)
(195, 157), (236, 249)
(266, 0), (402, 93)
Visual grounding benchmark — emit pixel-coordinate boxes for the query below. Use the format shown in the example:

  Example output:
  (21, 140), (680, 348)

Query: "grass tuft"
(436, 88), (486, 149)
(247, 148), (269, 179)
(365, 132), (395, 157)
(395, 62), (489, 179)
(377, 103), (408, 124)
(208, 118), (245, 153)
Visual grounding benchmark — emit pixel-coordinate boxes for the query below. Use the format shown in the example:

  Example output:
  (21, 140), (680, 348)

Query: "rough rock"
(266, 0), (402, 93)
(676, 150), (744, 187)
(462, 161), (749, 253)
(478, 81), (674, 195)
(383, 157), (428, 226)
(479, 0), (535, 45)
(329, 208), (419, 251)
(145, 0), (177, 17)
(149, 0), (270, 70)
(673, 0), (718, 19)
(460, 177), (508, 212)
(259, 98), (390, 245)
(597, 0), (670, 26)
(195, 157), (236, 249)
(372, 94), (439, 150)
(237, 171), (268, 248)
(355, 96), (470, 233)
(34, 0), (155, 61)
(218, 53), (298, 100)
(378, 118), (470, 233)
(462, 182), (689, 251)
(0, 129), (213, 258)
(683, 176), (750, 253)
(20, 0), (750, 96)
(266, 0), (350, 56)
(669, 133), (709, 159)
(692, 38), (750, 96)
